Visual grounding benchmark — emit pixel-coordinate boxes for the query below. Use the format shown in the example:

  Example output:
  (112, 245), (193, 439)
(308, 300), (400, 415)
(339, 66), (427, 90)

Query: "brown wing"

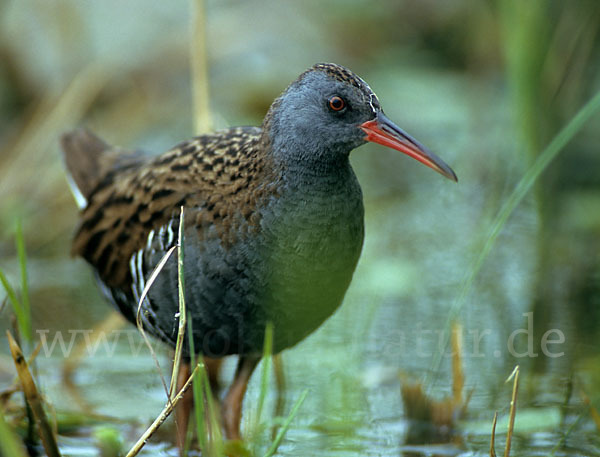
(67, 127), (278, 291)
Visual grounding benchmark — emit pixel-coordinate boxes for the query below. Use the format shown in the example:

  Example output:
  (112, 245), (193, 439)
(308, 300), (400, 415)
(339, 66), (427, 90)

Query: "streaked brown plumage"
(69, 127), (276, 293)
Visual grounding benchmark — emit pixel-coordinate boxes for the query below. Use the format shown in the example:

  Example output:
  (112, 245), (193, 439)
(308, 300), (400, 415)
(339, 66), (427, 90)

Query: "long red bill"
(360, 113), (457, 182)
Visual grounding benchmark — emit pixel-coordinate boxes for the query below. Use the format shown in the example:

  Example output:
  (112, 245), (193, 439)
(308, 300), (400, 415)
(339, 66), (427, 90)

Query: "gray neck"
(275, 144), (352, 180)
(265, 124), (355, 180)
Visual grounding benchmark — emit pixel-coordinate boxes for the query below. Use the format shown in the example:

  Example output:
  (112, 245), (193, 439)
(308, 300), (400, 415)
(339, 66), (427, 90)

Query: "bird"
(61, 62), (457, 443)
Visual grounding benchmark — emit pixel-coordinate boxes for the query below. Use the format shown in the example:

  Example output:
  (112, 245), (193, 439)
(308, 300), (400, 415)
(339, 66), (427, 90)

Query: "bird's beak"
(360, 112), (457, 182)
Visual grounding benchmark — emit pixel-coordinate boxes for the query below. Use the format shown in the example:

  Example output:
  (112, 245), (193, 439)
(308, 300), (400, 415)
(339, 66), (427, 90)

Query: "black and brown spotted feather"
(63, 126), (279, 293)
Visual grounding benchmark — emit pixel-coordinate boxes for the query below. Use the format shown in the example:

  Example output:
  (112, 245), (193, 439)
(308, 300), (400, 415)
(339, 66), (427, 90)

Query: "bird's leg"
(175, 361), (192, 450)
(203, 356), (223, 398)
(222, 355), (261, 440)
(271, 354), (286, 440)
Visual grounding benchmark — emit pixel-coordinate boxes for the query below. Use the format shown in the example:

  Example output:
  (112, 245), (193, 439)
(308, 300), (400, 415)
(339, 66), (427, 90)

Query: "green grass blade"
(177, 207), (186, 333)
(183, 288), (208, 452)
(170, 207), (187, 399)
(16, 221), (32, 342)
(467, 87), (600, 297)
(0, 269), (28, 339)
(263, 389), (308, 457)
(0, 225), (33, 344)
(191, 361), (207, 451)
(429, 88), (600, 383)
(180, 207), (222, 455)
(0, 410), (28, 457)
(202, 364), (224, 456)
(15, 221), (31, 343)
(254, 322), (274, 433)
(174, 207), (206, 452)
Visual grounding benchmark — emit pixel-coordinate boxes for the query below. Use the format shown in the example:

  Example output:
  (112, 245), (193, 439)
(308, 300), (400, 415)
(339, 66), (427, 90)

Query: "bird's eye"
(328, 96), (346, 112)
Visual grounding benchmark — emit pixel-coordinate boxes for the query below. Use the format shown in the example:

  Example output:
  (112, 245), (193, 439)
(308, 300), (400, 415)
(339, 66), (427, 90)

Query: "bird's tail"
(61, 129), (145, 209)
(60, 128), (111, 209)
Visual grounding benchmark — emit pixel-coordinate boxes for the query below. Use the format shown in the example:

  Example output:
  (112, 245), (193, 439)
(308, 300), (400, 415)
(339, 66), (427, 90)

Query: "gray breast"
(257, 166), (364, 352)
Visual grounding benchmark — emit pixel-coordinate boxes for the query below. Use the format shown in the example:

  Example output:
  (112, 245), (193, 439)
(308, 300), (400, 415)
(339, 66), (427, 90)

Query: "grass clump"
(0, 408), (28, 457)
(0, 222), (32, 344)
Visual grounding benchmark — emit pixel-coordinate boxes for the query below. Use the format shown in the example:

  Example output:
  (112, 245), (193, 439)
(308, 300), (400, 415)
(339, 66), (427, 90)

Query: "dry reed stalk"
(7, 331), (61, 457)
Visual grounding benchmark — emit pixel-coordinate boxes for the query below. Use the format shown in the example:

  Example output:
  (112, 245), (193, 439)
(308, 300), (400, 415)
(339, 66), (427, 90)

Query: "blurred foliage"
(0, 0), (600, 455)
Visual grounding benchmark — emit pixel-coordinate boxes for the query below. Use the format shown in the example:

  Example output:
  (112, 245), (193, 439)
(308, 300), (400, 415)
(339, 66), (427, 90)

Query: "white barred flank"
(166, 217), (176, 247)
(128, 248), (160, 331)
(136, 249), (145, 295)
(157, 217), (178, 251)
(158, 225), (166, 251)
(146, 229), (155, 252)
(127, 220), (180, 340)
(129, 249), (144, 304)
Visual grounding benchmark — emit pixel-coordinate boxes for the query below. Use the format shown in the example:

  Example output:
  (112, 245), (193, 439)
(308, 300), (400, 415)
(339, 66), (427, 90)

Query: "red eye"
(328, 96), (345, 111)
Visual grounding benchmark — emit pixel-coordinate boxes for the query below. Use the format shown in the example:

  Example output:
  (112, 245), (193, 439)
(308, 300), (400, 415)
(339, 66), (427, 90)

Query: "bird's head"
(264, 63), (456, 181)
